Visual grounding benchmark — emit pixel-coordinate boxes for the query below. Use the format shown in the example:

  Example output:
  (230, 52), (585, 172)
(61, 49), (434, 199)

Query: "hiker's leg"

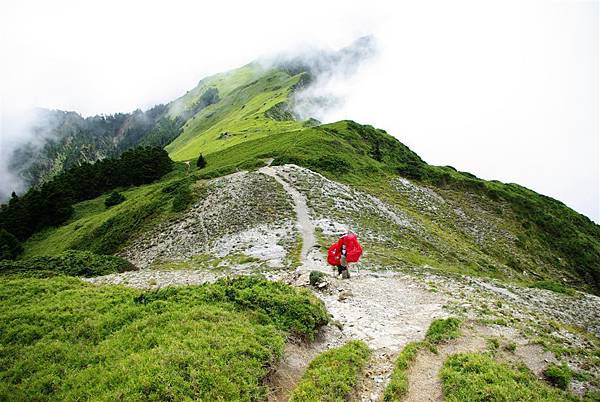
(342, 267), (350, 279)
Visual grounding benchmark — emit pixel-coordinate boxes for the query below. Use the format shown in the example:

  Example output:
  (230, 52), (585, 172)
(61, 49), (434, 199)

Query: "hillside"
(1, 48), (600, 401)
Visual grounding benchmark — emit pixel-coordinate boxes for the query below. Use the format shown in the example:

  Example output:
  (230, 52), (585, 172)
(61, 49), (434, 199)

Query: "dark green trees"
(105, 192), (126, 208)
(0, 146), (173, 244)
(0, 228), (23, 260)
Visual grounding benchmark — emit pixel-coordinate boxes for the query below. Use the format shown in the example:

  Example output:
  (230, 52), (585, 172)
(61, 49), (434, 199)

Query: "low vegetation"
(441, 353), (577, 401)
(383, 317), (462, 401)
(382, 341), (422, 401)
(289, 340), (370, 402)
(104, 191), (125, 208)
(425, 317), (462, 344)
(543, 363), (574, 390)
(0, 250), (135, 277)
(0, 275), (328, 401)
(530, 280), (576, 295)
(309, 270), (327, 286)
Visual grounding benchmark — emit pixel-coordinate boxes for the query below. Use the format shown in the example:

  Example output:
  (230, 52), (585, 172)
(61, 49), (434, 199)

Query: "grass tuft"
(425, 317), (462, 344)
(442, 353), (577, 401)
(289, 340), (371, 402)
(543, 363), (573, 390)
(384, 317), (462, 401)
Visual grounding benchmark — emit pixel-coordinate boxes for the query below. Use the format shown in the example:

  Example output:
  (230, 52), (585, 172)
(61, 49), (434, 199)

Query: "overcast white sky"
(1, 0), (598, 222)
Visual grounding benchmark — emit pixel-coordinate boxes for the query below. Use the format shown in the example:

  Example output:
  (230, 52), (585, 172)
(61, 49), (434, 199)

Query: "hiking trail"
(259, 166), (447, 402)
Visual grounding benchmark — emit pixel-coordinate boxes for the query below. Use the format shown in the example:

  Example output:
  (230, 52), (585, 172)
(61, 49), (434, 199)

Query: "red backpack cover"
(327, 234), (363, 265)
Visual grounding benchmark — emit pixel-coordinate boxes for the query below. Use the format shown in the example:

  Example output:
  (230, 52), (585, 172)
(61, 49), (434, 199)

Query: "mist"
(1, 0), (597, 222)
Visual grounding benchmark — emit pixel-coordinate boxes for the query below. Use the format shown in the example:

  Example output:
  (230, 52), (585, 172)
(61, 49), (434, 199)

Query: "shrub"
(0, 250), (136, 277)
(529, 280), (575, 295)
(198, 276), (329, 338)
(309, 270), (327, 286)
(104, 191), (125, 208)
(196, 154), (207, 169)
(0, 228), (22, 260)
(171, 184), (193, 212)
(425, 317), (462, 344)
(543, 363), (573, 390)
(289, 340), (370, 401)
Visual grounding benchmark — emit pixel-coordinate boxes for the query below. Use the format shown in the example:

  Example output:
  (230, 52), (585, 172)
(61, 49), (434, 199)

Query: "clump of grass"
(104, 191), (125, 208)
(384, 317), (462, 401)
(543, 363), (573, 390)
(504, 341), (517, 353)
(0, 250), (135, 277)
(309, 270), (327, 286)
(383, 341), (422, 401)
(486, 337), (500, 353)
(442, 353), (576, 401)
(0, 275), (328, 401)
(289, 340), (370, 402)
(529, 280), (575, 295)
(425, 317), (462, 344)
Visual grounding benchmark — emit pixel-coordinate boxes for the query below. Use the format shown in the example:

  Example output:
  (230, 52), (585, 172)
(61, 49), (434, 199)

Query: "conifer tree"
(196, 154), (207, 169)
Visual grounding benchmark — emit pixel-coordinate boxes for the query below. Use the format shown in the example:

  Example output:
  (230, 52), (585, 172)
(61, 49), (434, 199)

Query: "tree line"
(0, 147), (173, 251)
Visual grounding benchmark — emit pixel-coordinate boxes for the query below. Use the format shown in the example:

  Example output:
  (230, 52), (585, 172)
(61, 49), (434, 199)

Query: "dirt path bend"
(405, 327), (488, 402)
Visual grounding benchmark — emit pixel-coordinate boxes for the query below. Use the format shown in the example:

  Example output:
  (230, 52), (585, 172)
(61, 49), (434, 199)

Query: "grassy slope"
(0, 275), (328, 401)
(187, 119), (600, 293)
(22, 165), (191, 258)
(441, 353), (579, 402)
(165, 63), (305, 161)
(21, 117), (600, 293)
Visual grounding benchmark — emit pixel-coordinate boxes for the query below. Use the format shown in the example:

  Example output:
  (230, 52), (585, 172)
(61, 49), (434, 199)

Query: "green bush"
(196, 153), (207, 169)
(104, 191), (125, 208)
(171, 184), (193, 212)
(0, 276), (327, 401)
(309, 270), (327, 286)
(0, 250), (135, 277)
(543, 363), (573, 390)
(289, 340), (370, 401)
(0, 228), (22, 260)
(425, 317), (462, 344)
(199, 276), (329, 338)
(442, 353), (575, 401)
(530, 280), (575, 295)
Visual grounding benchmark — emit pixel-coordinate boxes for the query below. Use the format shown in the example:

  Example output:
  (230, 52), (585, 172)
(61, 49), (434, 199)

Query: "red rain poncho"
(327, 233), (363, 266)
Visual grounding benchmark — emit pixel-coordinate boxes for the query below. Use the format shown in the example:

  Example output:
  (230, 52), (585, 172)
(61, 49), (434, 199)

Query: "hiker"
(338, 243), (350, 278)
(327, 232), (363, 279)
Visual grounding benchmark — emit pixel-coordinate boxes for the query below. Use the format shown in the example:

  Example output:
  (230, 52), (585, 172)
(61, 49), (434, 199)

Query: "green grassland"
(173, 118), (599, 293)
(441, 353), (579, 402)
(166, 63), (306, 161)
(21, 166), (193, 258)
(0, 275), (328, 401)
